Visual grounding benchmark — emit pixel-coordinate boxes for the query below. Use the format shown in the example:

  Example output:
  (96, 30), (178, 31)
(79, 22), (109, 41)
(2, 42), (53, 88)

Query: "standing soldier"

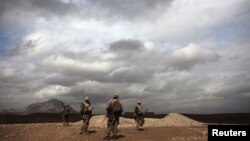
(105, 94), (123, 139)
(61, 104), (70, 126)
(134, 100), (145, 130)
(80, 96), (93, 134)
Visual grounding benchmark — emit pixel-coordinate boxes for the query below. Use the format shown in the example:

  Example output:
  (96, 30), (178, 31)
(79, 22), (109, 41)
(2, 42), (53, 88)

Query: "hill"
(1, 99), (77, 114)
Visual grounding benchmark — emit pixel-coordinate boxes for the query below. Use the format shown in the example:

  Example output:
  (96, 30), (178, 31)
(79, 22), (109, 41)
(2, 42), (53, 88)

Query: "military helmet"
(84, 96), (90, 101)
(113, 94), (119, 99)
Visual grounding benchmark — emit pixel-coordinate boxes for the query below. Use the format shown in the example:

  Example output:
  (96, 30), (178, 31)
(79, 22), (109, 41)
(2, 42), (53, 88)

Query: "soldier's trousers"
(63, 115), (69, 125)
(106, 115), (119, 137)
(136, 116), (144, 129)
(81, 114), (90, 132)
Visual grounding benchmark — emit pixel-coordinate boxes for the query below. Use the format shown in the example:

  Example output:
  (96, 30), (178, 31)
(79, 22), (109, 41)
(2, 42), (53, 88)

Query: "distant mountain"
(1, 99), (78, 114)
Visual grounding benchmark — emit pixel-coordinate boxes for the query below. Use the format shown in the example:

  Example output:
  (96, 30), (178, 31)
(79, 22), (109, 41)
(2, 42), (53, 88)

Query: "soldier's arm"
(106, 100), (111, 111)
(80, 103), (84, 116)
(142, 106), (145, 114)
(134, 106), (138, 114)
(88, 105), (94, 111)
(80, 111), (83, 117)
(133, 106), (138, 121)
(106, 101), (112, 118)
(120, 103), (123, 113)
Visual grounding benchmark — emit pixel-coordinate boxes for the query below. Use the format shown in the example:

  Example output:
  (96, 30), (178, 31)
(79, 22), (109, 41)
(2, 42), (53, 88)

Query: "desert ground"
(0, 124), (207, 141)
(0, 113), (207, 141)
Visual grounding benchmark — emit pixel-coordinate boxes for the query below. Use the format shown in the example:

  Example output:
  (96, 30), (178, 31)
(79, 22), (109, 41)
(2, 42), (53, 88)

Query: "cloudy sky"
(0, 0), (250, 114)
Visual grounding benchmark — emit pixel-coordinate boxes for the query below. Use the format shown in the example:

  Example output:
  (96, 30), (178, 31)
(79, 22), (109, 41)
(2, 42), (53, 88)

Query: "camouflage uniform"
(61, 105), (70, 126)
(80, 97), (93, 134)
(106, 95), (123, 139)
(134, 101), (144, 130)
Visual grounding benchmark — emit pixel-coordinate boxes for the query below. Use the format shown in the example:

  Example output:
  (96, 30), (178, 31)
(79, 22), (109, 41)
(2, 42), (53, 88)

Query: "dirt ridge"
(74, 113), (204, 128)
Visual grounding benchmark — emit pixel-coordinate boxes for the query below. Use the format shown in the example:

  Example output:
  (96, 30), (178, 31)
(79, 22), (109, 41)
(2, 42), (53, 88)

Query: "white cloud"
(42, 54), (113, 74)
(35, 85), (71, 98)
(168, 43), (220, 70)
(150, 0), (249, 41)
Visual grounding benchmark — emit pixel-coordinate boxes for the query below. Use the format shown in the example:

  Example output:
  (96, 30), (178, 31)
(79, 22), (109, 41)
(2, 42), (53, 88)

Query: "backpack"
(62, 107), (70, 115)
(81, 102), (93, 115)
(65, 108), (70, 114)
(137, 105), (143, 115)
(110, 99), (122, 113)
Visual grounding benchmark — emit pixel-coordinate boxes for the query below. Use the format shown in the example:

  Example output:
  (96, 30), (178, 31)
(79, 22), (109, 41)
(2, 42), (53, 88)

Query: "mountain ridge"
(1, 99), (78, 114)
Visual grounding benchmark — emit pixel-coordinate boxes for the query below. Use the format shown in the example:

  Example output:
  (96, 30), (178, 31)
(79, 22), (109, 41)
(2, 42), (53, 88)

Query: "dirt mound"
(74, 113), (204, 128)
(162, 113), (203, 126)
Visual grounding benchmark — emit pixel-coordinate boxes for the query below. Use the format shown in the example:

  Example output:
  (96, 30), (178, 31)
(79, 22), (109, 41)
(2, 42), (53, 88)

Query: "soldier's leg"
(84, 122), (88, 132)
(141, 116), (145, 127)
(80, 118), (86, 134)
(138, 116), (142, 127)
(138, 116), (144, 130)
(84, 116), (89, 132)
(136, 117), (140, 130)
(65, 115), (69, 125)
(80, 124), (84, 134)
(112, 119), (119, 138)
(63, 116), (66, 126)
(106, 118), (113, 137)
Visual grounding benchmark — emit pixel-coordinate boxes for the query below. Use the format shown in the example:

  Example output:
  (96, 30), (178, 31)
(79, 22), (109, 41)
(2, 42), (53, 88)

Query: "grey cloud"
(40, 55), (111, 81)
(143, 72), (210, 100)
(161, 98), (250, 114)
(61, 81), (149, 106)
(0, 0), (77, 30)
(0, 0), (20, 16)
(2, 36), (250, 114)
(110, 39), (143, 52)
(6, 40), (37, 57)
(212, 73), (250, 98)
(217, 41), (250, 73)
(0, 65), (48, 109)
(107, 67), (153, 83)
(108, 39), (165, 68)
(41, 55), (154, 84)
(0, 0), (172, 29)
(37, 39), (157, 84)
(0, 0), (76, 17)
(43, 75), (79, 87)
(82, 0), (173, 20)
(108, 39), (150, 64)
(142, 71), (250, 113)
(29, 0), (77, 16)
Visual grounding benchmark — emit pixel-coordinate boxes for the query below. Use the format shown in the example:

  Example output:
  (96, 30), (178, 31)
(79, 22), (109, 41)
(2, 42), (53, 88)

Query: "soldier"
(134, 100), (145, 130)
(80, 96), (94, 134)
(105, 94), (123, 139)
(61, 104), (70, 126)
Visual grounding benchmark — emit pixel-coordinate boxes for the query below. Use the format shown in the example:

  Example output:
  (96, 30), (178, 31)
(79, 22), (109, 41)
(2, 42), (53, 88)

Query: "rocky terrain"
(0, 113), (207, 141)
